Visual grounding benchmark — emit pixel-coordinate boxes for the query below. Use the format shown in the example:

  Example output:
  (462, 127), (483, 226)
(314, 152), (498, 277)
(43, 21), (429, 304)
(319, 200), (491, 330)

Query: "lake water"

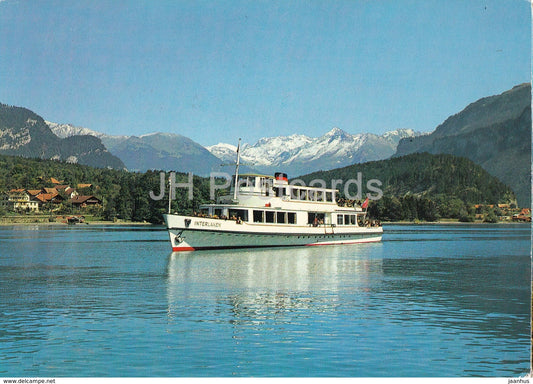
(0, 223), (530, 377)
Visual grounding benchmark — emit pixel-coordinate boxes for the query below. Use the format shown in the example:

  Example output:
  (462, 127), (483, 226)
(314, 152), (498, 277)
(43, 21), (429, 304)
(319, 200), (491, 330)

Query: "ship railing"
(336, 198), (364, 208)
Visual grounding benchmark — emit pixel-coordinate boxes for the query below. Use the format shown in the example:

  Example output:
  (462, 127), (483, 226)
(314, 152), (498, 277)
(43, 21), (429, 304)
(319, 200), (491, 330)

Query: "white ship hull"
(164, 214), (382, 252)
(162, 157), (383, 252)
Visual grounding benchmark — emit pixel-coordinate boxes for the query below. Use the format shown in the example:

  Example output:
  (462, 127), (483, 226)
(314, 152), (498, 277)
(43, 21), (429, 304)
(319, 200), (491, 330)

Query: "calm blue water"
(0, 223), (530, 377)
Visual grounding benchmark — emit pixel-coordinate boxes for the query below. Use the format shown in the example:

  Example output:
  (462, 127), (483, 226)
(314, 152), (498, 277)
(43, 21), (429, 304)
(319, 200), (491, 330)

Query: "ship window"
(350, 215), (356, 225)
(337, 215), (344, 225)
(326, 192), (333, 202)
(242, 177), (255, 187)
(288, 212), (296, 224)
(277, 212), (285, 224)
(300, 190), (307, 200)
(253, 210), (264, 223)
(308, 212), (325, 226)
(260, 178), (272, 191)
(199, 208), (209, 216)
(316, 191), (323, 201)
(265, 211), (275, 223)
(229, 209), (248, 222)
(237, 176), (248, 188)
(345, 215), (351, 225)
(291, 188), (298, 200)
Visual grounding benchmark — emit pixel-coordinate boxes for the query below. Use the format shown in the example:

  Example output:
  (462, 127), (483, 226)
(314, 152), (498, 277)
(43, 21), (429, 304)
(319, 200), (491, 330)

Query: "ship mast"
(233, 138), (241, 201)
(167, 173), (172, 214)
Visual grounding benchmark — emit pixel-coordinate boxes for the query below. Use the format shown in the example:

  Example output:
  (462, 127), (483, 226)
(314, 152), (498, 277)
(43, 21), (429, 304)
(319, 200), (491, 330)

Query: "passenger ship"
(163, 144), (383, 252)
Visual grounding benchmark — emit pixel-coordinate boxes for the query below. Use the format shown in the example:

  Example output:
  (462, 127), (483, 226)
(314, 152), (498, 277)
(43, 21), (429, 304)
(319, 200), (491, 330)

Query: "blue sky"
(0, 0), (530, 146)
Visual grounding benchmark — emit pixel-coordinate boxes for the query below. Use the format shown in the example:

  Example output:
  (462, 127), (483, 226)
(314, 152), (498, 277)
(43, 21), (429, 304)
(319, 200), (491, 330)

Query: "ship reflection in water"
(166, 245), (384, 324)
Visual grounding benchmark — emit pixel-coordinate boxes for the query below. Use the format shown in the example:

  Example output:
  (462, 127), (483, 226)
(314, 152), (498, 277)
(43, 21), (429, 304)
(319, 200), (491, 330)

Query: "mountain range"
(2, 82), (530, 206)
(47, 121), (420, 176)
(49, 122), (222, 175)
(207, 128), (419, 176)
(0, 104), (125, 169)
(48, 123), (225, 175)
(395, 83), (531, 207)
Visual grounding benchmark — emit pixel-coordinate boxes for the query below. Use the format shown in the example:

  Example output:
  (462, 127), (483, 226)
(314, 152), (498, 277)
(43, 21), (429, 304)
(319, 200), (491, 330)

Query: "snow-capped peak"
(206, 127), (423, 176)
(139, 132), (183, 139)
(46, 121), (131, 143)
(206, 142), (237, 152)
(206, 142), (239, 163)
(324, 127), (346, 137)
(46, 121), (104, 138)
(381, 128), (418, 139)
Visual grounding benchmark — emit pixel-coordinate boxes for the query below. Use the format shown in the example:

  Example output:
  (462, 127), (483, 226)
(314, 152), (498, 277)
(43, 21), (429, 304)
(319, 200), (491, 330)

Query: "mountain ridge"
(48, 121), (422, 176)
(47, 122), (223, 175)
(208, 127), (420, 176)
(9, 82), (528, 203)
(394, 83), (531, 206)
(0, 104), (125, 169)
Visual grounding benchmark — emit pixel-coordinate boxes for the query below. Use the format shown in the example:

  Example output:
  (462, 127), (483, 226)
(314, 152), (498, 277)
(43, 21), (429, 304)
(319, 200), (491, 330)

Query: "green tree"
(483, 208), (499, 223)
(458, 208), (475, 222)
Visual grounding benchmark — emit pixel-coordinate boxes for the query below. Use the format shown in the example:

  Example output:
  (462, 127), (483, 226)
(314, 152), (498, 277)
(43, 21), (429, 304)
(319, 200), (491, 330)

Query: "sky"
(0, 0), (530, 146)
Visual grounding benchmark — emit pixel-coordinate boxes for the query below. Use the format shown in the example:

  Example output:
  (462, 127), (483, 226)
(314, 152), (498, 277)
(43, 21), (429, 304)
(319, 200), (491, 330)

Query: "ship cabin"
(220, 172), (337, 203)
(197, 173), (373, 228)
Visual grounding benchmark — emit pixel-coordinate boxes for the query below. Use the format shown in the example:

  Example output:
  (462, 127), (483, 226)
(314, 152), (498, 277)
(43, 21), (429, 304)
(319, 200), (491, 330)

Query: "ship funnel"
(274, 172), (288, 185)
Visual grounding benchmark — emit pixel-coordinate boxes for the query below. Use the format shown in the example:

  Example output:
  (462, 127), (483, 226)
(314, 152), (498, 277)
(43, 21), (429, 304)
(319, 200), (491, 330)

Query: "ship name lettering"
(194, 220), (222, 228)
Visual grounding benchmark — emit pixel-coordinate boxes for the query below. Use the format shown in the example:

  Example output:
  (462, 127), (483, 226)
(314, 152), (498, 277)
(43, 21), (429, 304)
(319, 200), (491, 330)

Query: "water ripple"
(0, 224), (530, 377)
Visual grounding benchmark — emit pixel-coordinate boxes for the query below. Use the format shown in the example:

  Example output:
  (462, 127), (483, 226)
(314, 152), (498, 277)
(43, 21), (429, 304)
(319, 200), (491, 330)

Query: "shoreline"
(0, 216), (528, 227)
(0, 217), (159, 226)
(0, 222), (158, 226)
(384, 220), (529, 225)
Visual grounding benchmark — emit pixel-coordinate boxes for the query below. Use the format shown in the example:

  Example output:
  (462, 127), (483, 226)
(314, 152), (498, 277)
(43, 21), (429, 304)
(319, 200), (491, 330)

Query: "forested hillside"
(299, 153), (516, 221)
(0, 151), (517, 223)
(0, 154), (211, 223)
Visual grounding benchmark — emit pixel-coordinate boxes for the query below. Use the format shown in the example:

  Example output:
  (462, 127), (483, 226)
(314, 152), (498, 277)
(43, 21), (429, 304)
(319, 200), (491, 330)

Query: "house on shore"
(34, 192), (64, 209)
(1, 189), (39, 212)
(55, 185), (78, 199)
(0, 184), (94, 212)
(71, 195), (102, 209)
(512, 208), (531, 222)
